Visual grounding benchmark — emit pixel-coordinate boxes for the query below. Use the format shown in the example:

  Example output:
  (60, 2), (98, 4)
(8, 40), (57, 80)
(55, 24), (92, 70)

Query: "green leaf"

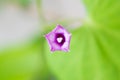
(45, 27), (120, 80)
(83, 0), (120, 28)
(18, 0), (31, 8)
(0, 40), (44, 80)
(44, 0), (120, 80)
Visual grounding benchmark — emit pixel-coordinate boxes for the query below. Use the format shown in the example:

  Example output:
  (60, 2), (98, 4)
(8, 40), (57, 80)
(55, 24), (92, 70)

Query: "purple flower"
(45, 24), (71, 52)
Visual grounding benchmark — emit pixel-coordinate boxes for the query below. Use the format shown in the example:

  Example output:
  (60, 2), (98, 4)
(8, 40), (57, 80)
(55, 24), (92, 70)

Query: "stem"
(36, 0), (46, 26)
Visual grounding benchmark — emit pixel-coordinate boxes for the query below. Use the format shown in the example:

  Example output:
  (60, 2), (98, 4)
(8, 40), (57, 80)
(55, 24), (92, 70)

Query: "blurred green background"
(0, 0), (120, 80)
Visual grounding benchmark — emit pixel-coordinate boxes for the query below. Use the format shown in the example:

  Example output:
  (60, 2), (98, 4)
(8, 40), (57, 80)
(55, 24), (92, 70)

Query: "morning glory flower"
(45, 24), (71, 52)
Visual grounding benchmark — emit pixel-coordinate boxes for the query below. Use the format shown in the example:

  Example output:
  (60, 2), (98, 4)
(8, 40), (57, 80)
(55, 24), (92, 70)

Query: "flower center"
(57, 37), (63, 43)
(55, 33), (65, 46)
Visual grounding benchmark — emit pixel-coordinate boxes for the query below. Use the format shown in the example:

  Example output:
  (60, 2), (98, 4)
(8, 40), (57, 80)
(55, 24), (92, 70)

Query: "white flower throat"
(57, 37), (63, 43)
